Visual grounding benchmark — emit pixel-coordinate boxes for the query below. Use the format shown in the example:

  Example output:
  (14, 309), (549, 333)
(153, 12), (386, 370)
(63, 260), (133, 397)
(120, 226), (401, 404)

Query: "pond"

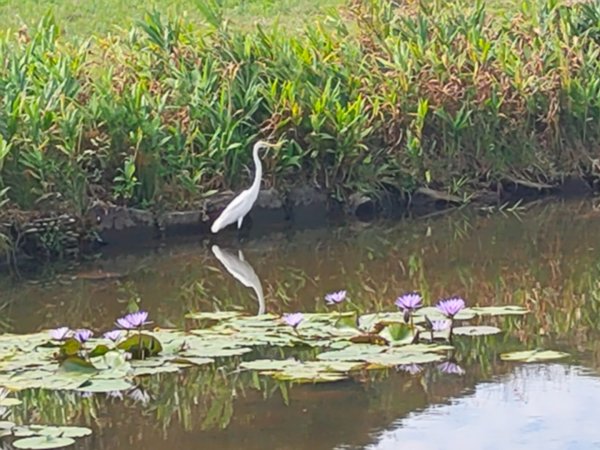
(1, 198), (600, 449)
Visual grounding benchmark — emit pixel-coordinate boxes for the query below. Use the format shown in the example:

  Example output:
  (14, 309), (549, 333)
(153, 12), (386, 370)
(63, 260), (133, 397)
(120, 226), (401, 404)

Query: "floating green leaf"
(470, 306), (528, 316)
(88, 345), (110, 358)
(500, 350), (570, 362)
(13, 425), (92, 438)
(241, 359), (361, 383)
(452, 326), (502, 336)
(349, 333), (389, 345)
(0, 397), (22, 406)
(13, 436), (75, 449)
(0, 420), (14, 429)
(59, 357), (97, 374)
(317, 344), (386, 362)
(185, 311), (242, 321)
(117, 334), (162, 359)
(415, 307), (476, 321)
(174, 357), (214, 367)
(58, 339), (81, 359)
(379, 323), (414, 345)
(366, 350), (446, 367)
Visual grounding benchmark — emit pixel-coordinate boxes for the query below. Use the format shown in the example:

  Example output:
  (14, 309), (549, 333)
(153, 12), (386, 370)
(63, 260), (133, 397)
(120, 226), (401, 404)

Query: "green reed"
(0, 0), (599, 222)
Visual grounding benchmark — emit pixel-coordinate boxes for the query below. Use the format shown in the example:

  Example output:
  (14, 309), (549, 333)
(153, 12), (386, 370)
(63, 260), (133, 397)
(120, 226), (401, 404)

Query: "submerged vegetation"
(0, 0), (598, 254)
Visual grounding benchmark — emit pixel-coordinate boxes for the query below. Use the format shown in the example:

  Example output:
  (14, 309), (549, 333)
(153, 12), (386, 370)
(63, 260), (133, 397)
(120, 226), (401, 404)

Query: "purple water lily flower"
(49, 327), (71, 341)
(397, 363), (423, 375)
(73, 329), (93, 343)
(395, 292), (423, 311)
(438, 361), (465, 375)
(282, 312), (304, 328)
(395, 292), (423, 323)
(325, 290), (347, 305)
(436, 297), (466, 318)
(116, 311), (149, 330)
(103, 330), (124, 342)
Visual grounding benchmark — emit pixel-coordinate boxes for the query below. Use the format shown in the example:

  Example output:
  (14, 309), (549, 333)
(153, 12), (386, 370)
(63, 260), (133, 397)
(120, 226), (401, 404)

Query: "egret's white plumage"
(211, 140), (277, 234)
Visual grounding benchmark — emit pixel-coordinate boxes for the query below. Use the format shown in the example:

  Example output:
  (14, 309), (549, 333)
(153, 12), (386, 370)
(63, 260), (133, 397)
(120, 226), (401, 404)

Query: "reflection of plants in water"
(15, 390), (100, 427)
(0, 303), (11, 334)
(141, 367), (239, 433)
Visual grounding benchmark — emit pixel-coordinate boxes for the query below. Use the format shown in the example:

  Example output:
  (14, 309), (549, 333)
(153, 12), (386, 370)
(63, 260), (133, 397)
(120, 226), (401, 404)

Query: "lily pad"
(452, 326), (502, 336)
(379, 323), (414, 345)
(57, 339), (81, 360)
(500, 350), (570, 362)
(59, 357), (97, 374)
(174, 357), (214, 367)
(13, 436), (75, 449)
(0, 420), (14, 429)
(358, 312), (422, 332)
(185, 311), (242, 321)
(117, 334), (162, 359)
(366, 350), (446, 367)
(415, 307), (477, 321)
(317, 344), (386, 362)
(241, 359), (361, 383)
(130, 365), (182, 377)
(471, 306), (528, 316)
(88, 345), (111, 358)
(13, 425), (92, 438)
(180, 346), (252, 359)
(0, 397), (22, 406)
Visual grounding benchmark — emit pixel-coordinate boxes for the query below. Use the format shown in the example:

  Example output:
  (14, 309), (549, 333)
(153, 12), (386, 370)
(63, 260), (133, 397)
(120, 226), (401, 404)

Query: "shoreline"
(2, 175), (594, 268)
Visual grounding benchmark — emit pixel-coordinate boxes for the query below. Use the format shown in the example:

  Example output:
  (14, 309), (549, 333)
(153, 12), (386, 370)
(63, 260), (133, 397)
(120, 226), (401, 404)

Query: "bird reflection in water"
(211, 245), (265, 315)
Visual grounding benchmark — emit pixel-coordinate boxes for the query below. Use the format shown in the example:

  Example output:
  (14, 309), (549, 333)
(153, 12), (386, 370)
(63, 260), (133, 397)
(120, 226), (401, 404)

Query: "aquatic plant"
(116, 311), (150, 330)
(48, 327), (71, 341)
(436, 298), (466, 319)
(395, 293), (423, 312)
(102, 330), (124, 342)
(73, 329), (93, 344)
(325, 290), (347, 305)
(282, 313), (304, 329)
(395, 292), (423, 325)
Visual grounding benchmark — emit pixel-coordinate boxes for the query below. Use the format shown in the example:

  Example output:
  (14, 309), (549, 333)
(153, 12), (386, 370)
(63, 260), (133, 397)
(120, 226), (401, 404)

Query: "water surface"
(3, 198), (600, 449)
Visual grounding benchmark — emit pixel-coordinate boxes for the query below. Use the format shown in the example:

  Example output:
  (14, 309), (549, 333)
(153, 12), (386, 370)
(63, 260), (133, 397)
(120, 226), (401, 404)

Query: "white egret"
(210, 140), (280, 234)
(211, 245), (265, 315)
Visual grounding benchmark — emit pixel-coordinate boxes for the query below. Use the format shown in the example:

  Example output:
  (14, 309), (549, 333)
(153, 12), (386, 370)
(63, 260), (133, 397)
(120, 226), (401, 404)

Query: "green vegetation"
(0, 0), (342, 37)
(0, 305), (527, 390)
(0, 0), (599, 228)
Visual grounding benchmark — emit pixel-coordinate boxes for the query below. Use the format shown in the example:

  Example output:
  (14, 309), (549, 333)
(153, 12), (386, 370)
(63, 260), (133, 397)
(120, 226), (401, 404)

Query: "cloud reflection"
(362, 365), (600, 450)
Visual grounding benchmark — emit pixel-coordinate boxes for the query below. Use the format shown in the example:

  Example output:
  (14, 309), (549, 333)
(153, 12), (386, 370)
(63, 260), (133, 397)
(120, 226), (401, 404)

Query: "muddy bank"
(2, 176), (594, 266)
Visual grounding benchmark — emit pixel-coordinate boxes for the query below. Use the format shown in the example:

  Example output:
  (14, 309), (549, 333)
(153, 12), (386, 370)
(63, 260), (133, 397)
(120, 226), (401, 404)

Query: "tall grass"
(0, 0), (599, 221)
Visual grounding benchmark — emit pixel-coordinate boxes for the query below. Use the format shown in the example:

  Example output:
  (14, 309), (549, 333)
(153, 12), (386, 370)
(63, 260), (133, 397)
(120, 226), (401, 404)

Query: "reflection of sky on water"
(363, 365), (600, 450)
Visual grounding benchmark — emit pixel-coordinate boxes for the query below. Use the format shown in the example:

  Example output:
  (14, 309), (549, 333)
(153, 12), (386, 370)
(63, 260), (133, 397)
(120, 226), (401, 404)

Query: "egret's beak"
(261, 140), (285, 156)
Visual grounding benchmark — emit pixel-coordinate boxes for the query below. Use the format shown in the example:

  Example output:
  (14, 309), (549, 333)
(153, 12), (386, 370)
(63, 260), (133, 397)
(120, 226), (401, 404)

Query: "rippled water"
(3, 198), (600, 449)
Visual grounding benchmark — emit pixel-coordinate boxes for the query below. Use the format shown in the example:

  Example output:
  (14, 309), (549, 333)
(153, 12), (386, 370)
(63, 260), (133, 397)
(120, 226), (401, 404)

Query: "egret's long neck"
(251, 145), (263, 193)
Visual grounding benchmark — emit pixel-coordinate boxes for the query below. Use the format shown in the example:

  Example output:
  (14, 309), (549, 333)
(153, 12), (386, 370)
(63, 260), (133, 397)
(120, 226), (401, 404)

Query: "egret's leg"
(236, 216), (245, 242)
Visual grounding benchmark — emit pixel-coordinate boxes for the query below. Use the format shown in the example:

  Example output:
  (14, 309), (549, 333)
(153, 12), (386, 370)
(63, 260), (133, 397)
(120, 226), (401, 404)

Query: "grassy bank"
(0, 0), (599, 241)
(0, 0), (342, 37)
